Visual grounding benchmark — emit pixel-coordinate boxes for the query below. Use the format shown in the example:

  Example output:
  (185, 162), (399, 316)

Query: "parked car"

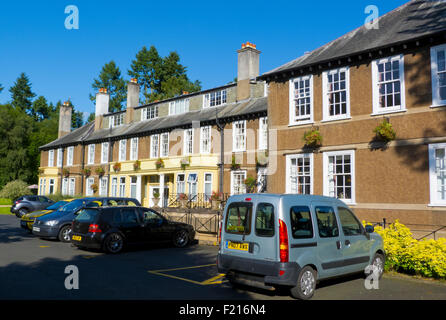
(217, 194), (385, 300)
(32, 197), (140, 242)
(10, 195), (54, 218)
(71, 206), (195, 254)
(20, 199), (73, 232)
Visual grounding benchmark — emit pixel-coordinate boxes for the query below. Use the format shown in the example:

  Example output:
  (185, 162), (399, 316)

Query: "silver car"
(217, 194), (385, 300)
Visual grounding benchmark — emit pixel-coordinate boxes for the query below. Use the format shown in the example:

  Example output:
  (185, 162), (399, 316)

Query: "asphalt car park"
(1, 214), (446, 300)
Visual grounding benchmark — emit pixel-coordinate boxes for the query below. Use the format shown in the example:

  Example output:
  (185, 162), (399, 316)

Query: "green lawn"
(0, 198), (12, 205)
(0, 207), (12, 215)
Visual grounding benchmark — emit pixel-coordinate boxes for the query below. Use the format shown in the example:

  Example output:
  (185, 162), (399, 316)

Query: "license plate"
(32, 227), (40, 232)
(226, 241), (249, 251)
(72, 235), (82, 241)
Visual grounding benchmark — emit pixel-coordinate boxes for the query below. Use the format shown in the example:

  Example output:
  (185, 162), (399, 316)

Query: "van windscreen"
(225, 202), (253, 235)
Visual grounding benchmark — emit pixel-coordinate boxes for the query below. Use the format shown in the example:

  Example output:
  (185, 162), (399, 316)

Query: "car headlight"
(45, 220), (58, 226)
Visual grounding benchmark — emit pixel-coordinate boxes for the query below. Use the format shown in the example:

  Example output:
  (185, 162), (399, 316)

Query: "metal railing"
(369, 218), (446, 240)
(163, 192), (231, 210)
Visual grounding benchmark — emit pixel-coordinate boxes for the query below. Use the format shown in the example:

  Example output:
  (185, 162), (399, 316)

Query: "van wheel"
(58, 225), (72, 243)
(290, 266), (317, 300)
(103, 233), (124, 254)
(366, 253), (385, 280)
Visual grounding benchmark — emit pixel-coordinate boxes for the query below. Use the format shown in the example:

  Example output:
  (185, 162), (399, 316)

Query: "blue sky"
(0, 0), (408, 119)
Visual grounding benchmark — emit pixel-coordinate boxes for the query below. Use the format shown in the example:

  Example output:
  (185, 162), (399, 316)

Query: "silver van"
(217, 194), (385, 299)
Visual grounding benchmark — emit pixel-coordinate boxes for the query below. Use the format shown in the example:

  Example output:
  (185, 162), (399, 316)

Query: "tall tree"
(90, 61), (126, 112)
(128, 46), (162, 104)
(128, 46), (201, 103)
(31, 95), (53, 121)
(9, 73), (36, 112)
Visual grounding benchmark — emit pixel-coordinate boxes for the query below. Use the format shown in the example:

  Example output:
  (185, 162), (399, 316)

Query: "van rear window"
(225, 202), (252, 235)
(290, 206), (313, 239)
(255, 203), (275, 237)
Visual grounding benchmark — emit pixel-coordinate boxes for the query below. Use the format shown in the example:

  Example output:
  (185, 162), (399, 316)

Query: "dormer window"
(169, 99), (189, 115)
(203, 89), (227, 108)
(109, 113), (124, 128)
(141, 105), (159, 120)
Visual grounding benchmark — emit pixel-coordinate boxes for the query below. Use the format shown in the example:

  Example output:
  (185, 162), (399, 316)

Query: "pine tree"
(89, 61), (126, 112)
(9, 73), (36, 112)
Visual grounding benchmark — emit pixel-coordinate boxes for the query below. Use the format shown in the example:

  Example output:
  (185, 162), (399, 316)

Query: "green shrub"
(0, 180), (32, 201)
(0, 198), (12, 205)
(46, 193), (84, 202)
(363, 220), (446, 279)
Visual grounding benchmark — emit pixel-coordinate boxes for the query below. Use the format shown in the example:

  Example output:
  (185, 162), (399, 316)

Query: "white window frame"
(289, 75), (314, 125)
(99, 176), (108, 197)
(130, 176), (137, 199)
(286, 153), (314, 195)
(119, 176), (126, 197)
(150, 134), (160, 159)
(431, 44), (446, 107)
(183, 129), (193, 155)
(231, 170), (247, 195)
(57, 148), (63, 167)
(101, 142), (109, 164)
(62, 177), (75, 196)
(323, 150), (356, 204)
(203, 89), (227, 108)
(109, 113), (124, 128)
(87, 144), (95, 165)
(200, 126), (211, 154)
(49, 178), (55, 195)
(203, 172), (213, 201)
(169, 99), (190, 115)
(176, 173), (185, 194)
(66, 146), (74, 166)
(232, 120), (247, 152)
(48, 150), (54, 167)
(322, 67), (351, 121)
(111, 177), (118, 197)
(429, 143), (446, 206)
(86, 177), (94, 196)
(187, 173), (198, 201)
(258, 117), (268, 150)
(130, 137), (138, 161)
(119, 139), (127, 162)
(160, 133), (169, 158)
(372, 54), (406, 115)
(141, 105), (159, 120)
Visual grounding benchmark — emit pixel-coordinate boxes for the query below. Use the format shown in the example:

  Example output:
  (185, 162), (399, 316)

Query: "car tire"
(18, 208), (28, 217)
(58, 225), (72, 243)
(103, 233), (124, 254)
(366, 253), (385, 280)
(290, 266), (317, 300)
(172, 229), (189, 248)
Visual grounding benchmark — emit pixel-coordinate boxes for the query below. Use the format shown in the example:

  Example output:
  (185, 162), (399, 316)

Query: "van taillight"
(279, 219), (289, 263)
(218, 220), (222, 244)
(88, 224), (102, 233)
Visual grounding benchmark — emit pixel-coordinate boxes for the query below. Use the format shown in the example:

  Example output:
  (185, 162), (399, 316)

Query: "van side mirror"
(365, 225), (374, 233)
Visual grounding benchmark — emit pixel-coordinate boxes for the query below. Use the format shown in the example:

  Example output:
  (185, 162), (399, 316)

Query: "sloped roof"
(39, 97), (267, 150)
(260, 0), (446, 78)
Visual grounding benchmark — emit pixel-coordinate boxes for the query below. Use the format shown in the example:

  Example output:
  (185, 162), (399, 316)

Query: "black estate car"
(70, 206), (195, 253)
(11, 195), (54, 218)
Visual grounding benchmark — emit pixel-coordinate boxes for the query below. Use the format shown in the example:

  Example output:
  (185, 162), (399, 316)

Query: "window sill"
(288, 120), (314, 127)
(430, 104), (446, 109)
(320, 116), (351, 123)
(428, 203), (446, 207)
(370, 109), (407, 116)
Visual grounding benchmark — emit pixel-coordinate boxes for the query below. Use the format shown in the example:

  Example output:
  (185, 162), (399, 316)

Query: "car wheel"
(290, 266), (317, 300)
(103, 233), (124, 254)
(366, 253), (385, 280)
(172, 229), (189, 248)
(58, 225), (72, 243)
(18, 208), (28, 217)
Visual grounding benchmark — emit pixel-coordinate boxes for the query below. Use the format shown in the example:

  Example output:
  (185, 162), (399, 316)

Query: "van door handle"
(336, 241), (341, 250)
(345, 240), (351, 246)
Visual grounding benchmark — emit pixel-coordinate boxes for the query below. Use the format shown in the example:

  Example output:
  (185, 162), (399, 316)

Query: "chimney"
(237, 42), (260, 101)
(125, 78), (140, 124)
(95, 88), (109, 130)
(58, 101), (72, 138)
